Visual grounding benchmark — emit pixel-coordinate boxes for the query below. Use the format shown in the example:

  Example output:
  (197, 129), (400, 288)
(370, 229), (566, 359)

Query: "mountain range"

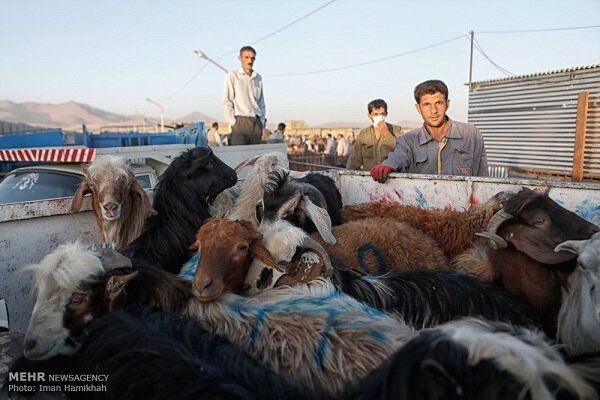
(0, 100), (215, 131)
(0, 100), (420, 131)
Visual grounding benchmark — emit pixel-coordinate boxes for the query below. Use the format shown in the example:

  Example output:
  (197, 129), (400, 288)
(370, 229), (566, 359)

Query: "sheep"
(241, 219), (540, 330)
(259, 170), (342, 243)
(70, 155), (156, 248)
(346, 318), (599, 400)
(456, 187), (599, 336)
(554, 232), (600, 355)
(310, 217), (449, 274)
(123, 147), (238, 273)
(340, 190), (508, 258)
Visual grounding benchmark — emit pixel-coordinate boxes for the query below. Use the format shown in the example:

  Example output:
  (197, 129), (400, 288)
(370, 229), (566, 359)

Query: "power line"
(478, 25), (600, 34)
(161, 61), (209, 102)
(473, 37), (515, 77)
(264, 34), (467, 77)
(163, 0), (337, 102)
(216, 0), (337, 59)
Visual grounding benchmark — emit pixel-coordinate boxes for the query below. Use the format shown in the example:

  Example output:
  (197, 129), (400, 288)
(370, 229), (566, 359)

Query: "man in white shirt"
(336, 134), (350, 157)
(207, 122), (223, 147)
(223, 46), (266, 145)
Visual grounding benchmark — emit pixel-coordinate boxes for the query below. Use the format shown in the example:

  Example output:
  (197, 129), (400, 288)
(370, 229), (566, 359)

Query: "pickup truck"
(0, 169), (598, 333)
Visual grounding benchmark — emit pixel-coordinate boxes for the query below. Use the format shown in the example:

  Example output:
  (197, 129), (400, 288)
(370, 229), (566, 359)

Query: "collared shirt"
(346, 123), (402, 170)
(383, 117), (489, 177)
(223, 68), (266, 127)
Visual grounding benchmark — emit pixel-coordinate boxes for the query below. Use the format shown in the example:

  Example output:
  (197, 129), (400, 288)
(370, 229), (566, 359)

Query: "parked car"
(0, 163), (158, 205)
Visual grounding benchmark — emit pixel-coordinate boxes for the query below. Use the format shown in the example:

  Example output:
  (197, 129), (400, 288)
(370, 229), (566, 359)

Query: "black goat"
(123, 147), (237, 273)
(261, 170), (342, 243)
(346, 318), (597, 400)
(9, 308), (322, 400)
(328, 254), (541, 329)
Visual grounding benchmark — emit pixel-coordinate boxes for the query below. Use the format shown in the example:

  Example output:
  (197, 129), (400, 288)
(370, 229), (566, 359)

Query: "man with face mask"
(370, 80), (489, 183)
(346, 99), (403, 170)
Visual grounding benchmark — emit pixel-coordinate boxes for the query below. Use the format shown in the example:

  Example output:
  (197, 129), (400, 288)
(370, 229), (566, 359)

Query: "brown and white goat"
(189, 218), (283, 301)
(455, 188), (600, 336)
(70, 155), (156, 248)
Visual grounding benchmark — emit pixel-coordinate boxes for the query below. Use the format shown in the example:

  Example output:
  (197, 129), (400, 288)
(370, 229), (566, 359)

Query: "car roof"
(6, 162), (155, 177)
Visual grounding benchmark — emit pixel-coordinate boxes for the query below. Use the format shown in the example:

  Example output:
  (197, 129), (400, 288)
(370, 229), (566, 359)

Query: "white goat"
(21, 242), (131, 359)
(554, 231), (600, 355)
(71, 155), (155, 248)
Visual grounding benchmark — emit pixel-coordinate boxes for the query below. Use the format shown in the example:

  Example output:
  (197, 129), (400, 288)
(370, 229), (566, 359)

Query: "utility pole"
(468, 30), (474, 90)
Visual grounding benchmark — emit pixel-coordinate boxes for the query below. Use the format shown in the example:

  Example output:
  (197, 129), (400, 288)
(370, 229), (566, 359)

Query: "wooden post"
(572, 91), (589, 182)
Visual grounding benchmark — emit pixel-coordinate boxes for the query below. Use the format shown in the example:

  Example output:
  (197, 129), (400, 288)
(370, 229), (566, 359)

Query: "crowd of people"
(211, 45), (489, 180)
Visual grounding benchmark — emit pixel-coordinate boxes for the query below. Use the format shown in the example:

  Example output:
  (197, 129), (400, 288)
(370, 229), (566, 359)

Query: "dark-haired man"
(223, 46), (265, 145)
(370, 80), (488, 183)
(346, 99), (402, 170)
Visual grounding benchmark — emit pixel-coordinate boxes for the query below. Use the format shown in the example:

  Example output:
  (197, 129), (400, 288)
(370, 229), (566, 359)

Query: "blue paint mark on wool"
(178, 253), (199, 280)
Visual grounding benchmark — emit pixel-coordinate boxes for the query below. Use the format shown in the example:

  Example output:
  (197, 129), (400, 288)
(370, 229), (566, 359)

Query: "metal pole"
(194, 49), (228, 73)
(468, 30), (474, 89)
(145, 98), (165, 131)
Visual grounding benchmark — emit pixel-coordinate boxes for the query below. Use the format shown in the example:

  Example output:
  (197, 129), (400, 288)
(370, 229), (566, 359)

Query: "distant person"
(324, 133), (336, 155)
(346, 99), (402, 170)
(336, 134), (350, 157)
(223, 46), (265, 145)
(268, 122), (286, 143)
(206, 122), (223, 147)
(370, 80), (489, 183)
(261, 119), (272, 144)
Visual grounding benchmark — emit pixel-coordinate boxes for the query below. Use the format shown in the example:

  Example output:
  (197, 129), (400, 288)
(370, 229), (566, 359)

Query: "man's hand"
(370, 164), (392, 183)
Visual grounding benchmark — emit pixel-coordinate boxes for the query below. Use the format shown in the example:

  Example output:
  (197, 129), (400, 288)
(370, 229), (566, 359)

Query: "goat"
(346, 318), (598, 400)
(340, 190), (507, 258)
(70, 155), (156, 248)
(21, 241), (189, 360)
(310, 217), (449, 274)
(123, 147), (237, 273)
(24, 235), (417, 396)
(554, 232), (600, 355)
(259, 170), (342, 244)
(241, 219), (540, 330)
(21, 242), (133, 360)
(72, 308), (322, 400)
(210, 151), (289, 226)
(457, 187), (600, 336)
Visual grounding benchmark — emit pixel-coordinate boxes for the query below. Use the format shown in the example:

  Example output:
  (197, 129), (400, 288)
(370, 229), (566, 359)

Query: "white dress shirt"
(223, 68), (266, 127)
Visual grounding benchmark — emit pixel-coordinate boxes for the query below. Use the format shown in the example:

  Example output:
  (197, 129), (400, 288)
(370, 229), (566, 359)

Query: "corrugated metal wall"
(468, 65), (600, 179)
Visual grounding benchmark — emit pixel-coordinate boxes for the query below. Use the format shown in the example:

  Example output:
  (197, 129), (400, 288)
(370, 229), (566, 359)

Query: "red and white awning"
(0, 148), (96, 163)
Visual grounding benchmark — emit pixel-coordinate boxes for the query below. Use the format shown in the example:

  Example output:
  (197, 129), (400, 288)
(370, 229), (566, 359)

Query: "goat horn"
(295, 182), (328, 209)
(485, 209), (515, 234)
(475, 232), (508, 250)
(300, 237), (333, 278)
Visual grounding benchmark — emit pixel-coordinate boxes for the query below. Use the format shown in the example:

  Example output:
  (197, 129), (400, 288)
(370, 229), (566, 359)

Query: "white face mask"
(372, 115), (385, 127)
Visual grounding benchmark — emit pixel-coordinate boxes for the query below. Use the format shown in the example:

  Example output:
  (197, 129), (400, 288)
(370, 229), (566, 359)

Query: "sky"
(1, 0), (599, 128)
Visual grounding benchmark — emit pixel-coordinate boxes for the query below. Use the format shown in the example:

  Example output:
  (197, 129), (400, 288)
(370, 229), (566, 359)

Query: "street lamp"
(194, 49), (228, 73)
(145, 97), (164, 132)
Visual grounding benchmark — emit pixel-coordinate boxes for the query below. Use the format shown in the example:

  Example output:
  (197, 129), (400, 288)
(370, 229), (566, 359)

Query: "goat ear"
(105, 270), (139, 301)
(500, 224), (577, 264)
(131, 178), (157, 216)
(299, 195), (336, 245)
(249, 240), (283, 272)
(554, 239), (585, 255)
(70, 181), (91, 212)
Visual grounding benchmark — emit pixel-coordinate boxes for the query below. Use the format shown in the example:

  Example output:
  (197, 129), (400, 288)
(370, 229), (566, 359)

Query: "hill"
(0, 100), (217, 132)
